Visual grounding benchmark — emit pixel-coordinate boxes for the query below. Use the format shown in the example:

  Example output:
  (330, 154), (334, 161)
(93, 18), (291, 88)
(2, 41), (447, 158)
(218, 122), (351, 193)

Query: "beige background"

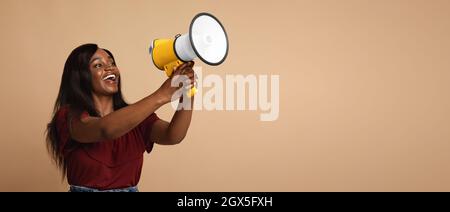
(0, 0), (449, 191)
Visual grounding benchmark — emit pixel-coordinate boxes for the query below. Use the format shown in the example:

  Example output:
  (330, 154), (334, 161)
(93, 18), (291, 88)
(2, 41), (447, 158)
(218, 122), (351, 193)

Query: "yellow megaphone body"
(151, 38), (182, 77)
(150, 12), (229, 97)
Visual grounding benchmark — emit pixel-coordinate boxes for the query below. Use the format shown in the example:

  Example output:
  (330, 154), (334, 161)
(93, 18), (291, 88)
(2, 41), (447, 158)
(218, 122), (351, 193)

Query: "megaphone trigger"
(187, 86), (198, 98)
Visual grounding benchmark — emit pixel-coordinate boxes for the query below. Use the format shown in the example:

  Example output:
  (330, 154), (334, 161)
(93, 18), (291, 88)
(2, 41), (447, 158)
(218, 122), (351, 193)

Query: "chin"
(108, 90), (119, 95)
(98, 89), (118, 96)
(104, 85), (119, 94)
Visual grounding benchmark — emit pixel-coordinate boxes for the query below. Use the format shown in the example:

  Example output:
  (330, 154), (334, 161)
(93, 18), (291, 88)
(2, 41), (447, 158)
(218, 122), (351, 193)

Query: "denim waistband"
(69, 185), (139, 192)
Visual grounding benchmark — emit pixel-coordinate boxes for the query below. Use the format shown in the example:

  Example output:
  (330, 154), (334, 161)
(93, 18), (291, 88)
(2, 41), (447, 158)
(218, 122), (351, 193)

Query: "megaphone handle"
(163, 61), (197, 98)
(163, 60), (182, 77)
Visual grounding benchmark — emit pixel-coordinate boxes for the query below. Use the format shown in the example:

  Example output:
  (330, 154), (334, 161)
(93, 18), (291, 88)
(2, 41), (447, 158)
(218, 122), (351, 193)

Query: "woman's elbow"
(169, 137), (185, 145)
(166, 134), (187, 145)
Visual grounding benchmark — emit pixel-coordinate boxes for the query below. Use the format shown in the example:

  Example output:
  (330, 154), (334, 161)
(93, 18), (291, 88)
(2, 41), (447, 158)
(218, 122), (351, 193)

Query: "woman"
(46, 43), (195, 192)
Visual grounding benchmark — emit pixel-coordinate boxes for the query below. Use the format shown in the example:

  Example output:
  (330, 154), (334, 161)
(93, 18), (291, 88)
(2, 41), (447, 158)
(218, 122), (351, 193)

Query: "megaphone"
(149, 12), (229, 97)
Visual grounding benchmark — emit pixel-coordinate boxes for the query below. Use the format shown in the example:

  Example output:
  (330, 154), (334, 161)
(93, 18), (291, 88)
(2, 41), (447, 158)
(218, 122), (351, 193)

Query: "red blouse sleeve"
(55, 106), (71, 154)
(55, 107), (88, 154)
(137, 113), (160, 153)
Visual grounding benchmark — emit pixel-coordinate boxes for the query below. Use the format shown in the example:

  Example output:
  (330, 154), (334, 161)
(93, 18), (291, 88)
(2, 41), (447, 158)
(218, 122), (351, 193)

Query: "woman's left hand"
(173, 61), (196, 90)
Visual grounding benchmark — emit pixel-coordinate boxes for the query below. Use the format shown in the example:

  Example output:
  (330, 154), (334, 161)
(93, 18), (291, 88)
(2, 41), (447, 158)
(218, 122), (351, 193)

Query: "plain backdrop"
(0, 0), (450, 191)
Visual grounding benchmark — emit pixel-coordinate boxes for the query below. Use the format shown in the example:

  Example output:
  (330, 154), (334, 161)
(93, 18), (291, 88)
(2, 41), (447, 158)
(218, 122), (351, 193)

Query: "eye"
(94, 63), (102, 68)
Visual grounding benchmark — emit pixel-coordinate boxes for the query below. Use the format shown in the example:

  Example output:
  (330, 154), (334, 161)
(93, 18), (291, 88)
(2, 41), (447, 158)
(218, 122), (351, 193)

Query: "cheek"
(92, 70), (102, 80)
(90, 70), (103, 87)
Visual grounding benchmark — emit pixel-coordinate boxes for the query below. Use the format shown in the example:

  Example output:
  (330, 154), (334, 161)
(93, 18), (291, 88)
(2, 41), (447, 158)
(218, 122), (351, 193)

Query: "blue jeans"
(69, 185), (139, 192)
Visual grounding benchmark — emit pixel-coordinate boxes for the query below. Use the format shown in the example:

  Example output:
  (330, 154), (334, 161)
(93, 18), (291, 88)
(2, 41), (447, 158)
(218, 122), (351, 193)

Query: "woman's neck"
(92, 94), (114, 117)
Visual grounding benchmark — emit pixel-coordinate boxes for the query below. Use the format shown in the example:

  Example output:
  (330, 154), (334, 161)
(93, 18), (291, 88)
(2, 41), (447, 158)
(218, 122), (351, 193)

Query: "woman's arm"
(150, 62), (196, 145)
(151, 97), (194, 145)
(70, 62), (194, 143)
(70, 92), (166, 143)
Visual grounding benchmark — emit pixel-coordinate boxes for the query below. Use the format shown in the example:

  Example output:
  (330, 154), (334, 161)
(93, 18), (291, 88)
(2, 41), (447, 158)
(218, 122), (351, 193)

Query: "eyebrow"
(90, 56), (114, 64)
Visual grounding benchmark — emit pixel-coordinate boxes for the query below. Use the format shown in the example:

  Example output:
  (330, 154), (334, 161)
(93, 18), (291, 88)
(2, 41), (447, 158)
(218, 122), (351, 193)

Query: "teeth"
(103, 74), (116, 81)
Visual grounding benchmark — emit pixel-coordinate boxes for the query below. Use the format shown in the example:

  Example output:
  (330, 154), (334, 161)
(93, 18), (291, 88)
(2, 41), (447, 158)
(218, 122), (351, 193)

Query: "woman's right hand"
(156, 61), (195, 104)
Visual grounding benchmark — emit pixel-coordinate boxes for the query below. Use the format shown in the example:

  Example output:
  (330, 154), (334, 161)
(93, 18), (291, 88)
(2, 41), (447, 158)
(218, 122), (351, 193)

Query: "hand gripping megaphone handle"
(163, 61), (197, 98)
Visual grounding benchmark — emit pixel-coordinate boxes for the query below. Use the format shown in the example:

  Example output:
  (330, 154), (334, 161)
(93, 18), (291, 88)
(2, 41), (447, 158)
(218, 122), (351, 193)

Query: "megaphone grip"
(164, 61), (197, 98)
(164, 60), (183, 77)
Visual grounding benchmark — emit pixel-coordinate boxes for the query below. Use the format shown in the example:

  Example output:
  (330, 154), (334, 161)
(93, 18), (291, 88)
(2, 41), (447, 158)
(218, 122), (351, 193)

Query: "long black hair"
(46, 43), (128, 178)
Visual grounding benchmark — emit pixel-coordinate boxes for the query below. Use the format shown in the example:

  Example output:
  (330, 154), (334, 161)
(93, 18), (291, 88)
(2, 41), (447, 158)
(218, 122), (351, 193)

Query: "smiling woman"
(90, 50), (120, 98)
(46, 43), (197, 192)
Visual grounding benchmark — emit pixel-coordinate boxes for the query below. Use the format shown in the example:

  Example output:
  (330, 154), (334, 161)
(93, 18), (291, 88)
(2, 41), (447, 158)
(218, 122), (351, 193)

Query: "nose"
(105, 64), (115, 70)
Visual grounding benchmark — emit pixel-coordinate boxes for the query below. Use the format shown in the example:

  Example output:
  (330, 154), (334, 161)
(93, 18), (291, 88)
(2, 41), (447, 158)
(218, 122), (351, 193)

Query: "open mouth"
(102, 74), (117, 83)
